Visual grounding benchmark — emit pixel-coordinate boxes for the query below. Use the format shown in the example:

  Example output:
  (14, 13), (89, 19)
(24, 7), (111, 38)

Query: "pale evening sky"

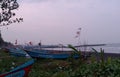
(1, 0), (120, 45)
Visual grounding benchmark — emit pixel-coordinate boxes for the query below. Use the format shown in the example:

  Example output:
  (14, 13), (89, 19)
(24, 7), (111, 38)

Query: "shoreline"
(81, 51), (120, 60)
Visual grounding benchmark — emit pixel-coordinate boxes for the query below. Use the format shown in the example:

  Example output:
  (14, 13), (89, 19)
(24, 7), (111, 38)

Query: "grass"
(0, 46), (120, 77)
(29, 58), (120, 77)
(0, 49), (32, 74)
(28, 59), (71, 77)
(28, 45), (120, 77)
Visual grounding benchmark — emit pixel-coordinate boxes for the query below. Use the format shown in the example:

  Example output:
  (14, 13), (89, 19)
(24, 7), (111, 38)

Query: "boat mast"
(75, 28), (82, 50)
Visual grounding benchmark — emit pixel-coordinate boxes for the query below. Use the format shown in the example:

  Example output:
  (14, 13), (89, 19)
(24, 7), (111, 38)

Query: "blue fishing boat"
(25, 49), (48, 58)
(38, 52), (79, 59)
(9, 48), (29, 57)
(24, 48), (80, 59)
(0, 47), (34, 77)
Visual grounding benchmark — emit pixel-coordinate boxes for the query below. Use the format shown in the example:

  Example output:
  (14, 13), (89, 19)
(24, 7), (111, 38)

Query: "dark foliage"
(0, 0), (23, 26)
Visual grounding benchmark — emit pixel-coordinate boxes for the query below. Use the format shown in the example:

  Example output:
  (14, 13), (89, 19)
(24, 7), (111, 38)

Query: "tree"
(0, 0), (23, 46)
(0, 0), (23, 26)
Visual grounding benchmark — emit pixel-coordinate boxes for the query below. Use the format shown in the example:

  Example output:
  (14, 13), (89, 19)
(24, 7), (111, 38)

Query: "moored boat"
(24, 48), (80, 59)
(0, 47), (34, 77)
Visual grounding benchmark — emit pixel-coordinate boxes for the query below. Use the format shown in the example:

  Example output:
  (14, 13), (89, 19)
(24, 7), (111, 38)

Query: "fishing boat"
(37, 50), (80, 59)
(8, 47), (29, 57)
(24, 46), (80, 59)
(0, 47), (34, 77)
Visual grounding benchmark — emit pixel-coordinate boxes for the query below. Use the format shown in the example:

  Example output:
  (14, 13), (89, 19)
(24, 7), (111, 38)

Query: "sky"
(1, 0), (120, 45)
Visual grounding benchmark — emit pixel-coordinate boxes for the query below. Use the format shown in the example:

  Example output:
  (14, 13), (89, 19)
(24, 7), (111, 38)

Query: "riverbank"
(28, 50), (120, 77)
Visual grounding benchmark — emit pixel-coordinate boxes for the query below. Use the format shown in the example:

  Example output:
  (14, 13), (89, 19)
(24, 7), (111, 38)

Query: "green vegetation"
(28, 45), (120, 77)
(0, 49), (32, 74)
(0, 46), (120, 76)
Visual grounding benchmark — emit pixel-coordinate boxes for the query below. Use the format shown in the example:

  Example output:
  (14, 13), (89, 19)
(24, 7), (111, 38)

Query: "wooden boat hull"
(9, 48), (28, 57)
(0, 47), (34, 77)
(0, 59), (34, 77)
(25, 49), (80, 59)
(38, 53), (79, 59)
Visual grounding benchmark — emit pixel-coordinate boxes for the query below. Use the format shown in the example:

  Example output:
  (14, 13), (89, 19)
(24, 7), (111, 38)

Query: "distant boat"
(0, 47), (34, 77)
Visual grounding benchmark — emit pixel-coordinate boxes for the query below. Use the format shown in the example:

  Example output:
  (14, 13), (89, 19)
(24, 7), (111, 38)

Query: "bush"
(28, 46), (120, 77)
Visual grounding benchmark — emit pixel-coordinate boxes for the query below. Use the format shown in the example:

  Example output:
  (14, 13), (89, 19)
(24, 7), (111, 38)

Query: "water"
(42, 45), (120, 54)
(81, 44), (120, 53)
(22, 43), (120, 54)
